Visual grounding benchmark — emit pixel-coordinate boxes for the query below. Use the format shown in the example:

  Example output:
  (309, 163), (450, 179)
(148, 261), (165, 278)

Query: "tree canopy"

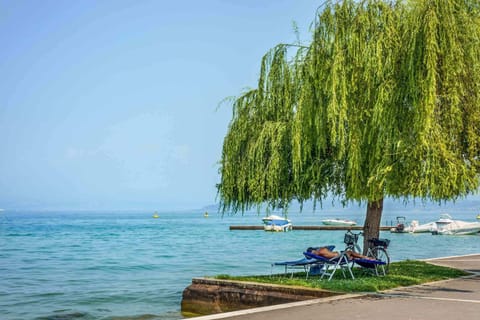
(218, 0), (480, 219)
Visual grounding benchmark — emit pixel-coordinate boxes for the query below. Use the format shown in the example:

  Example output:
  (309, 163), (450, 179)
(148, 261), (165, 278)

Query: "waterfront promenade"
(194, 254), (480, 320)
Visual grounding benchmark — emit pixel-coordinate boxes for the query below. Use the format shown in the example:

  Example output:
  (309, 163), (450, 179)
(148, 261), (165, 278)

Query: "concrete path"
(194, 254), (480, 320)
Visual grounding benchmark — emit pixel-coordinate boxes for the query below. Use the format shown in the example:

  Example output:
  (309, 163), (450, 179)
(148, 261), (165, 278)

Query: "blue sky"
(0, 0), (322, 211)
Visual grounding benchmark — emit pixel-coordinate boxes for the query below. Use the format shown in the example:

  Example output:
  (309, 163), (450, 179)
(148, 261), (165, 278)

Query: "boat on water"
(321, 218), (357, 226)
(390, 217), (436, 233)
(153, 212), (159, 218)
(407, 220), (437, 233)
(262, 215), (292, 232)
(391, 216), (407, 233)
(432, 213), (480, 235)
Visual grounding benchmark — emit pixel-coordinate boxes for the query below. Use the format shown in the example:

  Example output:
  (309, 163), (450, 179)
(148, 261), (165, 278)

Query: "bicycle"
(344, 229), (391, 274)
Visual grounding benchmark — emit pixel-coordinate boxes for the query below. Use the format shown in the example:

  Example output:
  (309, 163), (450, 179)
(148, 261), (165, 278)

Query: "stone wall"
(181, 277), (342, 317)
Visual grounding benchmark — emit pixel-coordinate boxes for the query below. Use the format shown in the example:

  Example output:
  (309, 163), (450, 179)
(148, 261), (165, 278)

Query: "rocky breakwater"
(181, 277), (342, 317)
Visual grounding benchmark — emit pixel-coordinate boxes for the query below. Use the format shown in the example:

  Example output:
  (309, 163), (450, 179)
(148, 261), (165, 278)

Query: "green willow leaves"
(218, 0), (480, 214)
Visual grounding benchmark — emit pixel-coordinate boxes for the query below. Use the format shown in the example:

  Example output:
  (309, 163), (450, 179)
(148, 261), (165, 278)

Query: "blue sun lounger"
(303, 250), (355, 281)
(271, 245), (335, 279)
(271, 257), (317, 278)
(354, 258), (388, 276)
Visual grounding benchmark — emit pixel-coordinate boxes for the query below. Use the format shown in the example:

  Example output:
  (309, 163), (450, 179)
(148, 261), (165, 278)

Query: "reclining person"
(310, 246), (374, 260)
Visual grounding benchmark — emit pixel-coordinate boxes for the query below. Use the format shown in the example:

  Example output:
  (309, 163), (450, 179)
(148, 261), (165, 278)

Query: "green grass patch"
(214, 260), (469, 293)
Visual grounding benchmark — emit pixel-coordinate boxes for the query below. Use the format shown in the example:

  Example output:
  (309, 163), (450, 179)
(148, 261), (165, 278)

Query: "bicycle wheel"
(369, 247), (390, 273)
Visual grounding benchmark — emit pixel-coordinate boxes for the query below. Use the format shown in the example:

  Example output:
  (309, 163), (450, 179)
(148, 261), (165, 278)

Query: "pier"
(229, 225), (392, 231)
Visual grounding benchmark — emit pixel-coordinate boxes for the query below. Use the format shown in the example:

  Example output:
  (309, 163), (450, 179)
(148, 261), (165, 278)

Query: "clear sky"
(0, 0), (322, 211)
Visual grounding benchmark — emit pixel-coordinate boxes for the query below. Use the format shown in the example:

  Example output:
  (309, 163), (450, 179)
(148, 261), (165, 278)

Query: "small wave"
(106, 314), (160, 320)
(35, 311), (93, 320)
(83, 264), (157, 272)
(5, 233), (34, 236)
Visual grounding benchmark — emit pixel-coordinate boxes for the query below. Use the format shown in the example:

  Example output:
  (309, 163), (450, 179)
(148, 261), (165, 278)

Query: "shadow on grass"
(215, 260), (469, 293)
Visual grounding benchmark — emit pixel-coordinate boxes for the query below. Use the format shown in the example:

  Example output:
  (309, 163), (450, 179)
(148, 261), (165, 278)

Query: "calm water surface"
(1, 206), (480, 320)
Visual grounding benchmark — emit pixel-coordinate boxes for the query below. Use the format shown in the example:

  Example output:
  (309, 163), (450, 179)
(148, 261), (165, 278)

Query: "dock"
(229, 225), (392, 231)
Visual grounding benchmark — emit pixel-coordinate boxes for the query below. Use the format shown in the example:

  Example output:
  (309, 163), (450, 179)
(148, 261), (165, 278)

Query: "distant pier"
(229, 225), (392, 231)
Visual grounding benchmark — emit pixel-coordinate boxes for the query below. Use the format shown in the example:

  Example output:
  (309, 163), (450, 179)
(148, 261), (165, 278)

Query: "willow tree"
(218, 0), (480, 252)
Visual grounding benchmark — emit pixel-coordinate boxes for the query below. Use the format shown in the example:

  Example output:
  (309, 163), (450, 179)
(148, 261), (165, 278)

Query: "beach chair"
(303, 249), (355, 281)
(271, 257), (318, 279)
(353, 257), (388, 276)
(271, 245), (335, 279)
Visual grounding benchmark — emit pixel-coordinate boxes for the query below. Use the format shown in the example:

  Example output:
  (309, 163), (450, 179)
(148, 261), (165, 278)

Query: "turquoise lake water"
(1, 204), (480, 320)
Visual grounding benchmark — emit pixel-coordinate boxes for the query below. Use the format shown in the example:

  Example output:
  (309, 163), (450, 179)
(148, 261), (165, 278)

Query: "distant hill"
(200, 195), (480, 215)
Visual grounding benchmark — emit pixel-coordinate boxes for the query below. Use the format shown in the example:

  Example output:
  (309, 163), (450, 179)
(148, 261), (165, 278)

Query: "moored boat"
(408, 220), (437, 233)
(321, 218), (357, 226)
(390, 219), (436, 233)
(391, 216), (407, 233)
(432, 213), (480, 235)
(262, 215), (292, 232)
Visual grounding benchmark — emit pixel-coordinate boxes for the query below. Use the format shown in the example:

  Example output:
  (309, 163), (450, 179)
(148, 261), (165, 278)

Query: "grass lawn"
(215, 260), (469, 292)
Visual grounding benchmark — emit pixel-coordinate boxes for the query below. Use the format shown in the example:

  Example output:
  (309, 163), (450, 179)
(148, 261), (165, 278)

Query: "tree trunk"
(362, 198), (383, 255)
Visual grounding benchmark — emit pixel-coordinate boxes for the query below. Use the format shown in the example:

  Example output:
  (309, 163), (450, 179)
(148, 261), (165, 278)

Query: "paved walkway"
(194, 254), (480, 320)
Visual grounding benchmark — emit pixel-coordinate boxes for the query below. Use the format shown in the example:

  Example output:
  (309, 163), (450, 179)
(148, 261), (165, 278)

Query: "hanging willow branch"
(218, 0), (480, 214)
(218, 44), (306, 212)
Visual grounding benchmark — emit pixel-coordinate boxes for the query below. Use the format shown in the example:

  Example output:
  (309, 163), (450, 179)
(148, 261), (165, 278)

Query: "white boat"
(391, 219), (436, 233)
(432, 213), (480, 235)
(321, 218), (357, 226)
(262, 215), (292, 232)
(407, 220), (437, 233)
